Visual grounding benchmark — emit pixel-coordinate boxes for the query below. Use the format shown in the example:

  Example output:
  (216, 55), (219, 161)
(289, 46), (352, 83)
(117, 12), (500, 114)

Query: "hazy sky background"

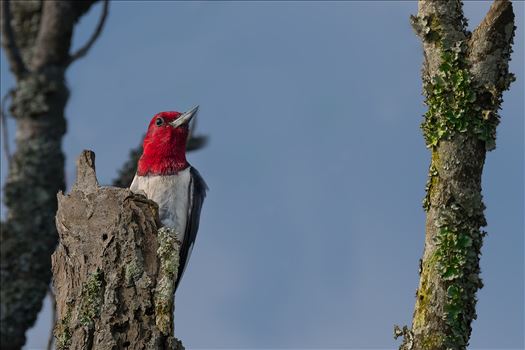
(1, 1), (523, 349)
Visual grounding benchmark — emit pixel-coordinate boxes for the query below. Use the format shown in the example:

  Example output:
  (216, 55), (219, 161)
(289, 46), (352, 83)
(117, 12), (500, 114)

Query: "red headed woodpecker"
(130, 106), (207, 290)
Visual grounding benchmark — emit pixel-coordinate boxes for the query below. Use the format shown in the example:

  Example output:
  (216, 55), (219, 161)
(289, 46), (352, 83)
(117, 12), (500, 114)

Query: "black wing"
(175, 166), (208, 291)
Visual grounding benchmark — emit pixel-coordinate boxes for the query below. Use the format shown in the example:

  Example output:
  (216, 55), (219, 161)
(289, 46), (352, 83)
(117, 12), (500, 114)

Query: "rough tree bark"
(52, 150), (184, 349)
(0, 1), (108, 348)
(395, 1), (515, 349)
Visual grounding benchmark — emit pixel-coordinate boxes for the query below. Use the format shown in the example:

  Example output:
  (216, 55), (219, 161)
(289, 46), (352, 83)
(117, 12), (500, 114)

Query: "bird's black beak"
(170, 105), (199, 128)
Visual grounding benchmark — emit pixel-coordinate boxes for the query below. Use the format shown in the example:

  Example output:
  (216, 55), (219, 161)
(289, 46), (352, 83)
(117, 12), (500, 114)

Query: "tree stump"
(51, 150), (184, 350)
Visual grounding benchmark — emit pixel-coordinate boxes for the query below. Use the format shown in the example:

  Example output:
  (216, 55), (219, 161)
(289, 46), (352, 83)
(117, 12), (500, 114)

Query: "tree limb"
(0, 91), (14, 164)
(67, 0), (109, 66)
(399, 1), (516, 349)
(469, 0), (515, 89)
(0, 0), (28, 78)
(31, 1), (76, 70)
(411, 0), (468, 80)
(31, 1), (100, 70)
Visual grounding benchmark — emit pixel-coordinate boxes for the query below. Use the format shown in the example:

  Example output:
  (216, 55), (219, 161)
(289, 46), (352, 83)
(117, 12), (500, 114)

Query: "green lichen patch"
(410, 14), (441, 43)
(421, 43), (499, 151)
(154, 227), (181, 335)
(157, 227), (180, 279)
(79, 269), (104, 328)
(55, 303), (73, 350)
(435, 228), (472, 281)
(125, 257), (144, 285)
(434, 223), (483, 348)
(423, 151), (440, 211)
(155, 276), (175, 335)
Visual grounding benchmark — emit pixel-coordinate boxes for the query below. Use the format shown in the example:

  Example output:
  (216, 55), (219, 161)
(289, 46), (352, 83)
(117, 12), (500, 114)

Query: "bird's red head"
(137, 106), (198, 176)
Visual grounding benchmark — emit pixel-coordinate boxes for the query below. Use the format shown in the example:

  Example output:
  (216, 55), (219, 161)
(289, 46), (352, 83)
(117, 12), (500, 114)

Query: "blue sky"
(1, 1), (523, 349)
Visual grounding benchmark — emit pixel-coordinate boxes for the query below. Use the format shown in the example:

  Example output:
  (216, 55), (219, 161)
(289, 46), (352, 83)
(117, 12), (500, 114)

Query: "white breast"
(130, 167), (192, 242)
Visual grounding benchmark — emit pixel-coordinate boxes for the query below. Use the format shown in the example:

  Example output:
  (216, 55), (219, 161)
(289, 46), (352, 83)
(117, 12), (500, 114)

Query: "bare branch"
(0, 91), (13, 164)
(31, 1), (76, 69)
(67, 0), (109, 66)
(30, 1), (100, 70)
(0, 0), (28, 77)
(469, 0), (515, 89)
(474, 0), (513, 36)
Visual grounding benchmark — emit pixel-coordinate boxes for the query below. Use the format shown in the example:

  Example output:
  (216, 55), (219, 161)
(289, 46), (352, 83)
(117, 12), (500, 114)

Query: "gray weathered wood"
(52, 151), (184, 350)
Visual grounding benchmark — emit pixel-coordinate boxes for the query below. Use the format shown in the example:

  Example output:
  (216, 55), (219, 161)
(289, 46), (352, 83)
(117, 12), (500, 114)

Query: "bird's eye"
(155, 117), (164, 126)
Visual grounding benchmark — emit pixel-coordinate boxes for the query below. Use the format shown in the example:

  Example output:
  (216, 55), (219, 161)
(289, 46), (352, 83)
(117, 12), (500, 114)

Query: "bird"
(130, 106), (207, 291)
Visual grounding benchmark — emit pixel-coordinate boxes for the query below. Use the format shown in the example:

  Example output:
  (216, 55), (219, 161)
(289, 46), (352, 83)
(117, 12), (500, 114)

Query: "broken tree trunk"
(396, 1), (515, 350)
(51, 150), (184, 350)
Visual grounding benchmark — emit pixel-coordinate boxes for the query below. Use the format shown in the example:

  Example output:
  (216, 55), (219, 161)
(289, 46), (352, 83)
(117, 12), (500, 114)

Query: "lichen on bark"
(79, 269), (105, 328)
(55, 301), (73, 350)
(125, 257), (145, 285)
(397, 1), (516, 349)
(421, 42), (498, 151)
(154, 227), (181, 335)
(52, 150), (184, 349)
